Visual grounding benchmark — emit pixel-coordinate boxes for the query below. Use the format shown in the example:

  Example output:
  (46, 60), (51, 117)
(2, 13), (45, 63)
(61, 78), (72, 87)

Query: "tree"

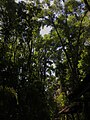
(0, 0), (52, 119)
(39, 0), (90, 119)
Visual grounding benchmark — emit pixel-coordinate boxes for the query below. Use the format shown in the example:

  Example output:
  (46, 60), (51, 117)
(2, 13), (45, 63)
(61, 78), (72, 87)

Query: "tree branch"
(84, 0), (90, 11)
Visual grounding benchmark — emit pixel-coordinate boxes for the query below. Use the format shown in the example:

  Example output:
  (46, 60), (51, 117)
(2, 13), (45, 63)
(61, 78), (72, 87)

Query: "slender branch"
(76, 11), (87, 59)
(50, 17), (74, 72)
(84, 0), (90, 11)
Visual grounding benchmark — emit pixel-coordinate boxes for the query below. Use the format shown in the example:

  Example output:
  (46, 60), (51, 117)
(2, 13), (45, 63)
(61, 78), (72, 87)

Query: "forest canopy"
(0, 0), (90, 120)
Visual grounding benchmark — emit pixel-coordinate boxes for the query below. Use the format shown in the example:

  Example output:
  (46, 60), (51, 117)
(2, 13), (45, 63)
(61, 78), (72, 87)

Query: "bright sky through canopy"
(40, 26), (52, 36)
(16, 0), (52, 36)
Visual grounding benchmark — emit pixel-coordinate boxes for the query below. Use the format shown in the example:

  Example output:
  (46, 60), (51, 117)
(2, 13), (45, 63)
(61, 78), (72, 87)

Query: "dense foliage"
(0, 0), (90, 120)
